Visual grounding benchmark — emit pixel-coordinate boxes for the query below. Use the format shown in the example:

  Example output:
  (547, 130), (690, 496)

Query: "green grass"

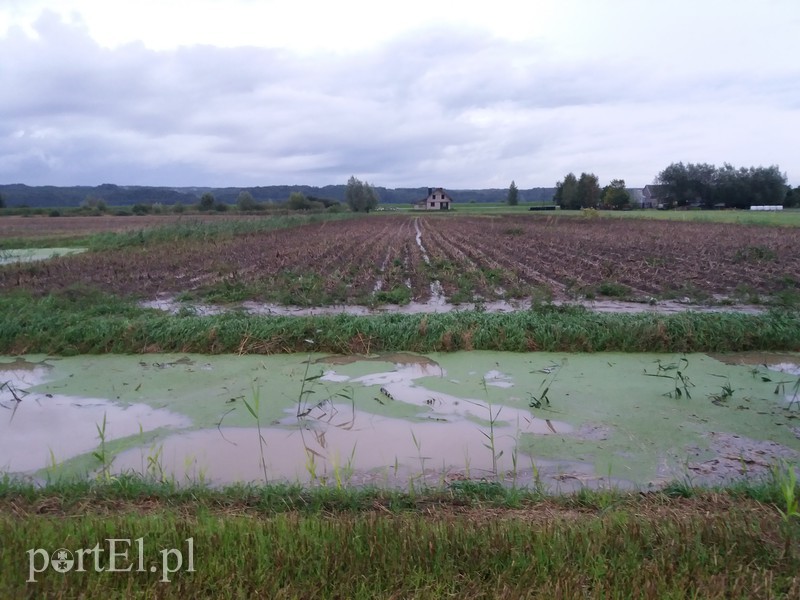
(2, 290), (800, 355)
(578, 207), (800, 227)
(87, 213), (358, 251)
(1, 476), (798, 598)
(0, 212), (359, 250)
(393, 203), (800, 226)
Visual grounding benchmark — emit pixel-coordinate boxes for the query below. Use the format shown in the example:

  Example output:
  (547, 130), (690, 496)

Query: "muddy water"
(0, 362), (190, 473)
(141, 295), (765, 316)
(0, 247), (87, 265)
(1, 352), (798, 490)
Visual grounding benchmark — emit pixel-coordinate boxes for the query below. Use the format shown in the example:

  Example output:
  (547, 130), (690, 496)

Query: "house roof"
(642, 184), (669, 197)
(417, 187), (452, 203)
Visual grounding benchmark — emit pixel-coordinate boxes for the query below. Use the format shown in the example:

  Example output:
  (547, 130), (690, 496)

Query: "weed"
(372, 286), (412, 305)
(295, 355), (324, 419)
(597, 280), (629, 298)
(478, 376), (504, 479)
(773, 377), (800, 410)
(243, 384), (269, 484)
(772, 461), (799, 522)
(410, 430), (428, 477)
(91, 412), (115, 482)
(304, 447), (321, 484)
(733, 245), (777, 263)
(709, 378), (735, 406)
(662, 478), (696, 498)
(644, 357), (695, 399)
(502, 227), (524, 236)
(772, 461), (800, 558)
(528, 362), (561, 409)
(5, 292), (800, 355)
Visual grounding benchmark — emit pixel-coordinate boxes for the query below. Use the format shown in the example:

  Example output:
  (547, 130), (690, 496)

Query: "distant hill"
(0, 183), (558, 208)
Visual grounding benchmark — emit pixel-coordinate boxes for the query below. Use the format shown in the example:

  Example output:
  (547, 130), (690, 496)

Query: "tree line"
(0, 183), (558, 209)
(551, 163), (797, 210)
(552, 173), (633, 210)
(655, 163), (789, 209)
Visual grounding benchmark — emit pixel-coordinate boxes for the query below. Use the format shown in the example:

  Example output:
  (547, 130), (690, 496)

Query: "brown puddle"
(0, 358), (55, 372)
(0, 368), (192, 473)
(141, 295), (766, 317)
(709, 352), (800, 375)
(113, 405), (610, 491)
(316, 353), (439, 368)
(3, 351), (797, 491)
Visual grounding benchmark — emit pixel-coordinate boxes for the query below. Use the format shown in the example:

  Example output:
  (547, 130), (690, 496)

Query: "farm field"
(2, 213), (800, 308)
(2, 211), (799, 598)
(0, 213), (257, 240)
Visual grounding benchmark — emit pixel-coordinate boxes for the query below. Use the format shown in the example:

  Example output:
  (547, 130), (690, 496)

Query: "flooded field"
(1, 351), (798, 491)
(0, 247), (87, 265)
(142, 294), (766, 317)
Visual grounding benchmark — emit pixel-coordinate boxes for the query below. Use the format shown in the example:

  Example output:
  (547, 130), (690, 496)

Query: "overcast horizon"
(2, 1), (799, 189)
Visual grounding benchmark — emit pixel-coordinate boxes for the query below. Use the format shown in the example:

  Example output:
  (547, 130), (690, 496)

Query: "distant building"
(414, 187), (452, 210)
(642, 184), (669, 209)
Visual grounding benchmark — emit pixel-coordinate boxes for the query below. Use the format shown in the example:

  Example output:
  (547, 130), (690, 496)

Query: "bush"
(199, 193), (215, 211)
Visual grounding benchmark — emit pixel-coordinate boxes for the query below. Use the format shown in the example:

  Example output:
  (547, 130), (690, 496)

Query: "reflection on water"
(2, 350), (798, 491)
(114, 405), (594, 490)
(0, 367), (191, 473)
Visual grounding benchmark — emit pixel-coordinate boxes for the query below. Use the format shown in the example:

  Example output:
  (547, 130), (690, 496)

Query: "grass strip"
(2, 292), (800, 355)
(1, 477), (798, 599)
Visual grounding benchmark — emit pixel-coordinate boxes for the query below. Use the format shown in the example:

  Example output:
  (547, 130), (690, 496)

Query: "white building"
(413, 187), (453, 210)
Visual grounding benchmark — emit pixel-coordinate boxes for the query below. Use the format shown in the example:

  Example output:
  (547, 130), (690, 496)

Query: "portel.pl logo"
(27, 538), (195, 583)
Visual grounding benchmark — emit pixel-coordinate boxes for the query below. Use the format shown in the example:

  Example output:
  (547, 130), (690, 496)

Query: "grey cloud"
(1, 11), (798, 188)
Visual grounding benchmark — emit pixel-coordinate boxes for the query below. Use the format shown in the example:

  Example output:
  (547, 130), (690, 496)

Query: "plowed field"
(2, 214), (799, 305)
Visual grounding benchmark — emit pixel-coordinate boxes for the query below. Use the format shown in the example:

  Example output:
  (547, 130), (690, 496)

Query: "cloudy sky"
(2, 0), (799, 189)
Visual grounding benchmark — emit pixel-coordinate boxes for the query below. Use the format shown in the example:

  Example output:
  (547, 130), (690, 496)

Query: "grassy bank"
(2, 292), (800, 355)
(0, 211), (358, 250)
(1, 478), (798, 598)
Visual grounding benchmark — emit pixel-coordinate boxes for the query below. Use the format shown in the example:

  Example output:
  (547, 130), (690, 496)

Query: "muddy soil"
(2, 215), (798, 306)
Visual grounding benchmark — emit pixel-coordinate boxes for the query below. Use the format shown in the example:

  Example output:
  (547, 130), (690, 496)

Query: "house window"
(430, 202), (435, 207)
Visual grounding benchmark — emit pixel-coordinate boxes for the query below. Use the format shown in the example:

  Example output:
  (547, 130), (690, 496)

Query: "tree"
(656, 162), (690, 208)
(602, 179), (631, 210)
(576, 173), (601, 208)
(658, 162), (787, 209)
(554, 173), (578, 209)
(236, 191), (257, 211)
(345, 176), (378, 212)
(785, 185), (800, 208)
(0, 192), (5, 209)
(287, 191), (311, 210)
(81, 196), (107, 213)
(507, 180), (519, 206)
(199, 192), (215, 211)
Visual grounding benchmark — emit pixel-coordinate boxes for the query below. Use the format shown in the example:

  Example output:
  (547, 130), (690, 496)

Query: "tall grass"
(86, 213), (359, 250)
(2, 292), (800, 355)
(1, 477), (798, 598)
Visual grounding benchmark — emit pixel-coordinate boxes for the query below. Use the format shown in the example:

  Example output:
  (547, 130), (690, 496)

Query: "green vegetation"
(345, 175), (379, 212)
(2, 291), (800, 355)
(507, 180), (519, 206)
(601, 178), (632, 210)
(554, 172), (601, 209)
(0, 212), (358, 251)
(1, 477), (798, 598)
(656, 162), (787, 209)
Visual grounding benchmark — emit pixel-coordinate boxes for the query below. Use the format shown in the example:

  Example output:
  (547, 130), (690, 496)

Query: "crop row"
(1, 215), (799, 305)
